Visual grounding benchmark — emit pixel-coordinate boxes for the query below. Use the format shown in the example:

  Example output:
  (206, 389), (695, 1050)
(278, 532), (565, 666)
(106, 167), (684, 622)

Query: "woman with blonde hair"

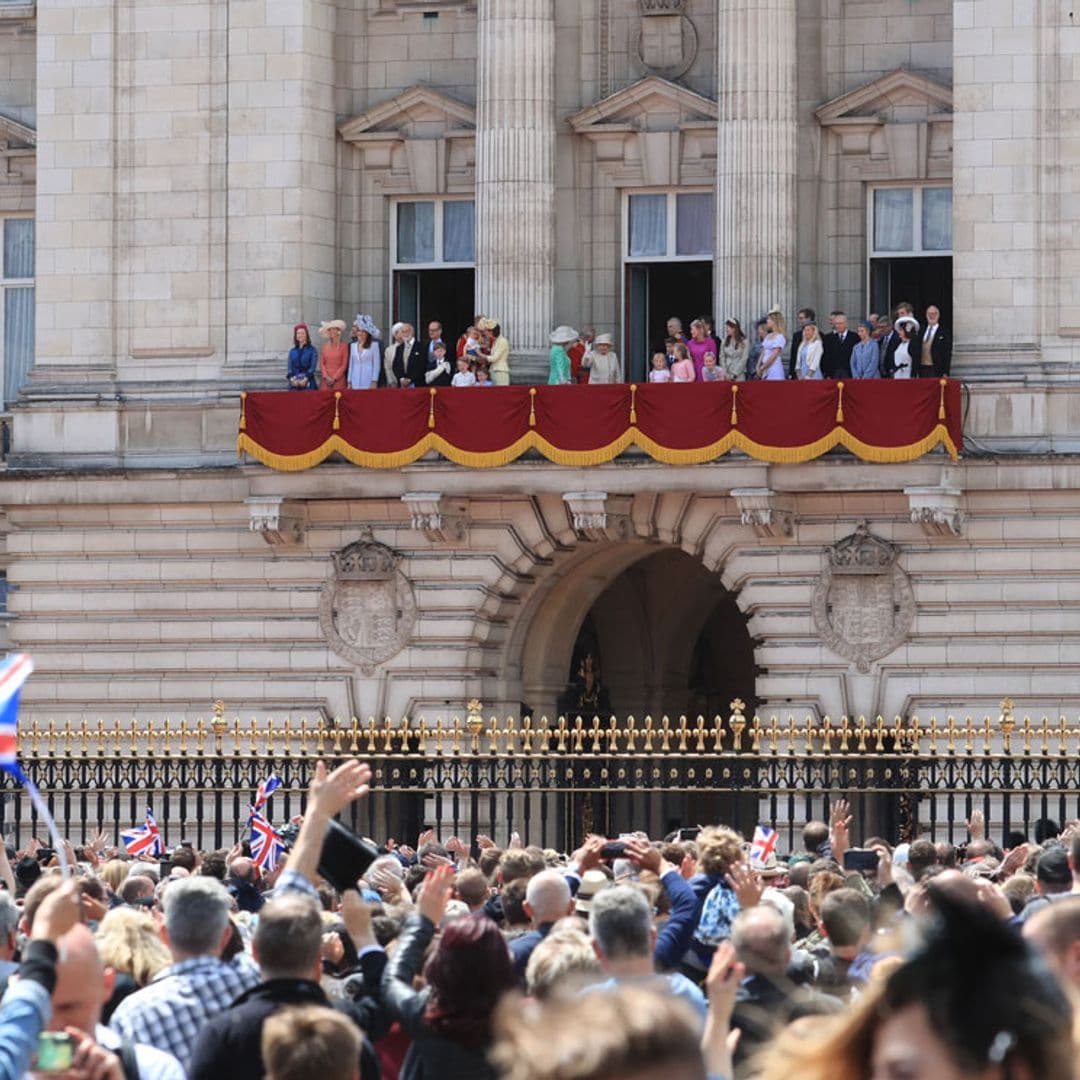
(682, 826), (749, 979)
(796, 321), (824, 380)
(757, 309), (787, 380)
(96, 905), (173, 1022)
(99, 858), (130, 896)
(318, 319), (348, 391)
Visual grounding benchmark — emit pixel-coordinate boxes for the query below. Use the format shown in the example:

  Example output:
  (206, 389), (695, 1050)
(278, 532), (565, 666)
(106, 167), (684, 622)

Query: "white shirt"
(452, 370), (476, 387)
(893, 340), (913, 379)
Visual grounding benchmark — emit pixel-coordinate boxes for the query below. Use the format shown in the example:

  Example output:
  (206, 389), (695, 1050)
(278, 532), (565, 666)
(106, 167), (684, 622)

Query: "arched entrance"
(515, 544), (757, 722)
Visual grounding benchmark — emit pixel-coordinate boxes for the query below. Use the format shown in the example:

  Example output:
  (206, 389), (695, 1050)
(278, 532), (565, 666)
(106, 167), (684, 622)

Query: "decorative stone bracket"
(562, 492), (634, 542)
(905, 486), (964, 537)
(246, 497), (306, 546)
(730, 489), (795, 539)
(401, 493), (468, 543)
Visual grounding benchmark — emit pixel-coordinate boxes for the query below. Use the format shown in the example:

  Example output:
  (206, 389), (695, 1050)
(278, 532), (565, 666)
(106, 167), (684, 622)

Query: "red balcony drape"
(237, 379), (962, 471)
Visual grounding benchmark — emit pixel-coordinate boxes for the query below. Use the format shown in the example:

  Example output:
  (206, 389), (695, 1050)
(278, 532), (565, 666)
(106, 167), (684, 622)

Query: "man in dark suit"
(916, 305), (952, 378)
(789, 308), (815, 379)
(879, 301), (914, 378)
(821, 311), (857, 379)
(391, 323), (425, 387)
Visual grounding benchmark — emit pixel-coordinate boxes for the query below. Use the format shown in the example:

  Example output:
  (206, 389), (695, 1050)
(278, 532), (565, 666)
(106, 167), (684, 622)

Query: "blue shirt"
(584, 973), (708, 1024)
(851, 338), (881, 379)
(0, 978), (51, 1080)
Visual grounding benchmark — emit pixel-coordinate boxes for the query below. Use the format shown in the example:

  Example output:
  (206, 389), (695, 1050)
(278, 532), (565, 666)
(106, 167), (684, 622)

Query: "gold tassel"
(333, 391), (342, 431)
(730, 384), (738, 426)
(939, 378), (947, 420)
(239, 391), (247, 431)
(428, 387), (437, 430)
(836, 381), (845, 423)
(629, 384), (638, 425)
(529, 387), (537, 428)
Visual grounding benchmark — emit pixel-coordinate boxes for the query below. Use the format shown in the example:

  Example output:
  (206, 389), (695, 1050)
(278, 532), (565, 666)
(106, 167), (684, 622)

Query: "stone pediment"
(0, 115), (36, 149)
(338, 86), (475, 143)
(816, 69), (953, 129)
(567, 76), (717, 134)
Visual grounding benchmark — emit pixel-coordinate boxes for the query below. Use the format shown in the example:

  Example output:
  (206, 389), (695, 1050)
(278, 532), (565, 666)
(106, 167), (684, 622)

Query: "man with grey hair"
(0, 890), (18, 982)
(730, 904), (839, 1070)
(585, 884), (706, 1020)
(110, 875), (260, 1069)
(189, 892), (381, 1080)
(510, 870), (574, 977)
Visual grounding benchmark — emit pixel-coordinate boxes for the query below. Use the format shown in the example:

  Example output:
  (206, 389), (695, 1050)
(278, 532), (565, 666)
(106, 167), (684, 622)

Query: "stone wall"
(7, 456), (1080, 727)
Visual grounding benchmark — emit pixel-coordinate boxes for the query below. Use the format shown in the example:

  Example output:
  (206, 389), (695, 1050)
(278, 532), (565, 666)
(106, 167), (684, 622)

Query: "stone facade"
(2, 0), (1080, 728)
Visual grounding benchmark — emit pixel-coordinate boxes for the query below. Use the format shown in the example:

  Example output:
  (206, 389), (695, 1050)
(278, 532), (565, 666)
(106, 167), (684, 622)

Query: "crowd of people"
(3, 767), (1073, 1080)
(284, 304), (951, 392)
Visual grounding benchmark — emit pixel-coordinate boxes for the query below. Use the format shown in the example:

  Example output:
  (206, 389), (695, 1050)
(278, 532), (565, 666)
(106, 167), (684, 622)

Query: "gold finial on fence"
(999, 698), (1016, 753)
(466, 700), (484, 753)
(211, 701), (227, 755)
(728, 700), (746, 752)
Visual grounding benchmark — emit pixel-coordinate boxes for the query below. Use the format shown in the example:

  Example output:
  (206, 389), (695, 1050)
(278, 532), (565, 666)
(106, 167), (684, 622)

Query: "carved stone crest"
(811, 526), (915, 674)
(319, 534), (417, 675)
(634, 0), (698, 79)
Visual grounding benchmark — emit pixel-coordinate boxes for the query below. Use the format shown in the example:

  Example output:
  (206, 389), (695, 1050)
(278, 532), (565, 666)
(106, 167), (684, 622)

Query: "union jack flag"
(750, 825), (779, 868)
(252, 771), (282, 813)
(250, 811), (286, 873)
(0, 653), (34, 773)
(122, 808), (163, 858)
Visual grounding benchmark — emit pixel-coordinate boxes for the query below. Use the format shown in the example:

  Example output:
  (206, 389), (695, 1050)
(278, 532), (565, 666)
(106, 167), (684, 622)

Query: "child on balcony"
(452, 356), (477, 387)
(649, 353), (671, 383)
(701, 351), (724, 382)
(671, 342), (695, 383)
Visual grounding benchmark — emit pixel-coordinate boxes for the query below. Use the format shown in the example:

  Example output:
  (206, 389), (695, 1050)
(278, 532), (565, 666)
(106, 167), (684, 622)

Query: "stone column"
(951, 1), (1040, 366)
(714, 0), (798, 332)
(474, 0), (556, 384)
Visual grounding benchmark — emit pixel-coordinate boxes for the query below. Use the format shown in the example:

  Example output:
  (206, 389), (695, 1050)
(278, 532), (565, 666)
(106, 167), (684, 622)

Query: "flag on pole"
(252, 771), (282, 813)
(0, 653), (34, 777)
(250, 812), (286, 873)
(750, 825), (779, 869)
(0, 653), (71, 876)
(122, 808), (163, 858)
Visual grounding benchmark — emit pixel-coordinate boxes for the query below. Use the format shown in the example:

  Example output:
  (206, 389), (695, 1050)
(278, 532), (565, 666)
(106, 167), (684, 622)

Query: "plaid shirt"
(109, 953), (261, 1070)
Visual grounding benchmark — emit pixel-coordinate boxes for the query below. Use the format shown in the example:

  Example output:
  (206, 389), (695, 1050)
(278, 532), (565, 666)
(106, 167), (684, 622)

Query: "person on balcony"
(720, 318), (748, 382)
(889, 316), (920, 380)
(756, 310), (787, 380)
(348, 315), (382, 391)
(424, 342), (453, 387)
(477, 318), (510, 386)
(851, 321), (881, 379)
(318, 321), (348, 391)
(796, 321), (824, 380)
(687, 320), (713, 381)
(392, 324), (424, 388)
(287, 325), (318, 390)
(670, 342), (695, 383)
(548, 327), (577, 386)
(918, 305), (952, 378)
(581, 333), (621, 384)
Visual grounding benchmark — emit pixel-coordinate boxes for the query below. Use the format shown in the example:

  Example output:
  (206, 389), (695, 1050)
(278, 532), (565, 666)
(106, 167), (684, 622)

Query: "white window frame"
(1, 213), (34, 411)
(389, 197), (476, 270)
(867, 183), (953, 260)
(622, 187), (715, 264)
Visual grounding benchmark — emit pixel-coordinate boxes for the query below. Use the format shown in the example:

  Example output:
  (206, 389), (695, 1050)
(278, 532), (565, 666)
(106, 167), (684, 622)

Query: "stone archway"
(511, 544), (756, 720)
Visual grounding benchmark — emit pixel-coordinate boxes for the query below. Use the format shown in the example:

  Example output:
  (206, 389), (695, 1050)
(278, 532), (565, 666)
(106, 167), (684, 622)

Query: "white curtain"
(3, 219), (34, 279)
(676, 193), (714, 256)
(873, 188), (914, 252)
(628, 194), (667, 257)
(442, 200), (475, 263)
(4, 287), (35, 407)
(396, 202), (435, 263)
(922, 187), (953, 252)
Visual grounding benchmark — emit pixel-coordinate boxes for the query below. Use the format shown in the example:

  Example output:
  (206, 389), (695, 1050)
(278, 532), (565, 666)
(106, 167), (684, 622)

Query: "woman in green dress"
(548, 325), (577, 385)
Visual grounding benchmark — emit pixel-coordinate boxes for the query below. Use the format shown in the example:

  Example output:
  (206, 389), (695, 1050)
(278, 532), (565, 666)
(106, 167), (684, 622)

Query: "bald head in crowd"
(524, 871), (573, 927)
(732, 906), (791, 978)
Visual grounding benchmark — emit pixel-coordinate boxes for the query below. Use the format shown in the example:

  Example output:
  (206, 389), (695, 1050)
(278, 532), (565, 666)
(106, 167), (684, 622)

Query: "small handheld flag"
(250, 812), (286, 873)
(252, 771), (282, 813)
(750, 825), (779, 869)
(122, 808), (163, 858)
(0, 653), (70, 875)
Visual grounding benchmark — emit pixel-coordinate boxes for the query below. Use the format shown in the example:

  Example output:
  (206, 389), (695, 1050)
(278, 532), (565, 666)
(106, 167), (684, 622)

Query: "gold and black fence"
(2, 699), (1077, 853)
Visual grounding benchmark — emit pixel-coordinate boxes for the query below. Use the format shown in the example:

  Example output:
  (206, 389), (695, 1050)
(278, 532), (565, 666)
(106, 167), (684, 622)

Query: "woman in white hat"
(348, 314), (382, 391)
(548, 326), (577, 386)
(318, 319), (348, 390)
(891, 315), (920, 380)
(582, 333), (622, 385)
(384, 321), (405, 386)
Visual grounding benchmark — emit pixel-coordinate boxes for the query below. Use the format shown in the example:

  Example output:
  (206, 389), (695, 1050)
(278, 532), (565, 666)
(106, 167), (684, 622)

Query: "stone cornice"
(338, 86), (476, 142)
(567, 75), (717, 132)
(815, 68), (953, 126)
